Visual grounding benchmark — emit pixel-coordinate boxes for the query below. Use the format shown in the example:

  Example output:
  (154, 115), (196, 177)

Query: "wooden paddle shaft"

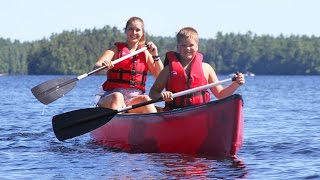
(173, 78), (234, 98)
(77, 46), (148, 80)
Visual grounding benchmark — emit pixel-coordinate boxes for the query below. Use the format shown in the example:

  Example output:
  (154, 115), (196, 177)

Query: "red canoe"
(91, 94), (244, 157)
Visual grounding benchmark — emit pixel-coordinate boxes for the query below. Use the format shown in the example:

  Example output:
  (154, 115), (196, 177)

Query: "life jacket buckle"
(130, 80), (135, 86)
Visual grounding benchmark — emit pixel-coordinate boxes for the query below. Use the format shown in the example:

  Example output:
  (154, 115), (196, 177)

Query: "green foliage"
(26, 26), (125, 75)
(1, 26), (320, 75)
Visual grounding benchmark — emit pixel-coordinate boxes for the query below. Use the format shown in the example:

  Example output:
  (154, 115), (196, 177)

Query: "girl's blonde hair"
(176, 27), (199, 45)
(124, 16), (145, 46)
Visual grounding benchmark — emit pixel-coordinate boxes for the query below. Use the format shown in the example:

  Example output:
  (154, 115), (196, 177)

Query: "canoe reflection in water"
(146, 153), (248, 179)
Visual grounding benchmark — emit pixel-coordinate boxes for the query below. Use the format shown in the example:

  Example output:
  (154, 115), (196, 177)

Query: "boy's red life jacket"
(102, 42), (148, 92)
(164, 51), (210, 111)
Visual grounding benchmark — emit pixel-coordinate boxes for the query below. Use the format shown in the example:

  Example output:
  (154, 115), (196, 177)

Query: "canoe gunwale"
(116, 93), (243, 117)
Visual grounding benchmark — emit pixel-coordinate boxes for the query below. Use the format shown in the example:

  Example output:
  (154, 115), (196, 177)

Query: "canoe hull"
(91, 94), (244, 157)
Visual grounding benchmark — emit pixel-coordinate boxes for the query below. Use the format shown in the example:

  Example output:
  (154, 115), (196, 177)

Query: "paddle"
(31, 47), (148, 105)
(52, 77), (236, 141)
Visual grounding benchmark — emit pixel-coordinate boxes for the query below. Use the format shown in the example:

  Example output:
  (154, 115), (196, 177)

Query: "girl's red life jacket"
(164, 51), (210, 111)
(102, 42), (148, 92)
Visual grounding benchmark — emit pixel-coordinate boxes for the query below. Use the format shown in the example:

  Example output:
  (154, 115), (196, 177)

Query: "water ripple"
(1, 75), (319, 179)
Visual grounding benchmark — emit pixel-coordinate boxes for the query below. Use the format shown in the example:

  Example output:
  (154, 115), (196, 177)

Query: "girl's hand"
(102, 58), (114, 70)
(146, 42), (158, 57)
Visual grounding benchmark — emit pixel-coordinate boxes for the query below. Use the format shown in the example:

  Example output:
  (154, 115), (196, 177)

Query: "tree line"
(0, 25), (319, 75)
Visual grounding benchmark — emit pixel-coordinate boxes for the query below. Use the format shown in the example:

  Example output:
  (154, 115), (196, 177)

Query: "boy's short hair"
(176, 27), (199, 44)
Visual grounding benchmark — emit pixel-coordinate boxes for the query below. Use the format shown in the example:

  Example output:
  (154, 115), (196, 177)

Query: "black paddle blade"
(52, 107), (118, 141)
(31, 77), (77, 105)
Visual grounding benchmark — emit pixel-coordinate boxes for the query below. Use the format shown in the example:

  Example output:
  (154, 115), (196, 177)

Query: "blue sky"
(1, 0), (319, 42)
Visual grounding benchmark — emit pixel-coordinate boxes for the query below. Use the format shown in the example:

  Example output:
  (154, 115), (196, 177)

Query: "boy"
(149, 27), (245, 111)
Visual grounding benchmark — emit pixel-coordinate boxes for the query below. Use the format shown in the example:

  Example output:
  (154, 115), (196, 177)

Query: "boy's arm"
(204, 63), (244, 99)
(149, 66), (170, 100)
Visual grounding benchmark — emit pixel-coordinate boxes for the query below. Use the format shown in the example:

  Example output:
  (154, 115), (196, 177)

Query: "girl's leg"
(126, 95), (157, 113)
(98, 92), (126, 109)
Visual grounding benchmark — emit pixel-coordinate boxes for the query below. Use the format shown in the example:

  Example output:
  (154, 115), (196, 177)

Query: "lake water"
(0, 75), (319, 179)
